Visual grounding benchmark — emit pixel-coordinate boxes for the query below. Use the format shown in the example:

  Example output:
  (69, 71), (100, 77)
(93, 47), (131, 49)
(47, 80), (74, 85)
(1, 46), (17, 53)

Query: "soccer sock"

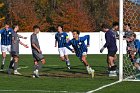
(34, 64), (39, 71)
(2, 57), (5, 65)
(14, 62), (18, 71)
(110, 65), (117, 71)
(65, 59), (70, 66)
(9, 60), (14, 69)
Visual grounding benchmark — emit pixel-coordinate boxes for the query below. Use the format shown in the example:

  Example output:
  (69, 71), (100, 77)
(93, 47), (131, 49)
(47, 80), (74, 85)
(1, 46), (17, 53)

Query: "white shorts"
(58, 47), (69, 57)
(1, 45), (11, 53)
(82, 52), (87, 56)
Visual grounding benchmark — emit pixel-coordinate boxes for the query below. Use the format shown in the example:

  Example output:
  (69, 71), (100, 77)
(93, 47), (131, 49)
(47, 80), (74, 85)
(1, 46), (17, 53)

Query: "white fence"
(0, 32), (140, 54)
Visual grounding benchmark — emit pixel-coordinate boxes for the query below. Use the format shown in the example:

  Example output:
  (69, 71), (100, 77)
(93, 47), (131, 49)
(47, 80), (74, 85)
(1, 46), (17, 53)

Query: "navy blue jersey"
(66, 35), (90, 58)
(134, 39), (140, 58)
(103, 30), (117, 52)
(0, 28), (14, 45)
(55, 32), (68, 48)
(134, 39), (140, 49)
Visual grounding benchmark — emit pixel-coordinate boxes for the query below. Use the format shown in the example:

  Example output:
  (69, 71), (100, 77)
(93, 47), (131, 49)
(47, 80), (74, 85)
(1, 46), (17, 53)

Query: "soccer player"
(55, 25), (70, 69)
(0, 22), (13, 70)
(8, 24), (28, 75)
(66, 30), (94, 78)
(123, 23), (134, 39)
(31, 25), (46, 78)
(100, 24), (118, 77)
(133, 37), (140, 71)
(0, 22), (27, 70)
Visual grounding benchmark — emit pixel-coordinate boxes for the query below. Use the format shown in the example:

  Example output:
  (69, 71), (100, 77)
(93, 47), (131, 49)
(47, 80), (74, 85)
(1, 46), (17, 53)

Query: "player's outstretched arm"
(19, 41), (29, 48)
(18, 34), (27, 39)
(65, 41), (73, 52)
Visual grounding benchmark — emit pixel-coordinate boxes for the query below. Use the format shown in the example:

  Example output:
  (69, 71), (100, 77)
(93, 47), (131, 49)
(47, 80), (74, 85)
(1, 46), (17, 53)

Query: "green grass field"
(0, 54), (140, 93)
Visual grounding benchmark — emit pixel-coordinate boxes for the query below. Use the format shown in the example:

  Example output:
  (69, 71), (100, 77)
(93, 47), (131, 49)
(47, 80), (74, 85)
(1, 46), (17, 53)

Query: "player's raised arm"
(80, 35), (90, 46)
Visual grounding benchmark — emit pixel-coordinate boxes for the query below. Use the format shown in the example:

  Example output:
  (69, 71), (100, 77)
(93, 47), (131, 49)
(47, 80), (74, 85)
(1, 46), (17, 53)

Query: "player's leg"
(58, 48), (65, 61)
(80, 52), (94, 78)
(134, 62), (140, 71)
(64, 47), (70, 69)
(108, 52), (117, 76)
(1, 45), (7, 70)
(32, 51), (45, 78)
(33, 60), (40, 78)
(107, 55), (111, 71)
(13, 55), (21, 75)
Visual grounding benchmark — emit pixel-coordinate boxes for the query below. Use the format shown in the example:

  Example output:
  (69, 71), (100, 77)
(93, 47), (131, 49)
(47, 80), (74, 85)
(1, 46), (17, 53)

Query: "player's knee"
(81, 57), (86, 62)
(2, 53), (6, 58)
(34, 61), (38, 65)
(60, 57), (65, 61)
(41, 59), (46, 64)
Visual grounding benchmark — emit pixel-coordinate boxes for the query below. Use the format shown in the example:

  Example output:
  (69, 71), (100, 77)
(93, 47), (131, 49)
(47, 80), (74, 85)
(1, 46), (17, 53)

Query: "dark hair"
(72, 30), (80, 35)
(4, 21), (10, 25)
(101, 24), (110, 29)
(12, 24), (18, 29)
(124, 23), (132, 29)
(132, 33), (136, 38)
(57, 25), (63, 30)
(33, 25), (40, 30)
(112, 22), (119, 27)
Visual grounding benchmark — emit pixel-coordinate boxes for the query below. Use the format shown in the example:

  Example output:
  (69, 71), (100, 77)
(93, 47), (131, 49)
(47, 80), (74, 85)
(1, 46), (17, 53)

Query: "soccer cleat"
(14, 71), (22, 75)
(86, 66), (91, 74)
(33, 70), (39, 78)
(91, 69), (95, 78)
(1, 64), (4, 69)
(67, 65), (71, 70)
(109, 71), (117, 77)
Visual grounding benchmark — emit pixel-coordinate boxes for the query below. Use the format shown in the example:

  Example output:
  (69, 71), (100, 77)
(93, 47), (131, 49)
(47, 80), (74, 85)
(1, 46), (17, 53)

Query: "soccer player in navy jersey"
(0, 22), (27, 70)
(66, 30), (94, 78)
(0, 22), (13, 70)
(55, 25), (70, 69)
(100, 24), (118, 77)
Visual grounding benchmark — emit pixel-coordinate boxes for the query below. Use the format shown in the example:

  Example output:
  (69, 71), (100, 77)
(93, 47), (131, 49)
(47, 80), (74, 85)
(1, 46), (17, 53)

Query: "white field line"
(0, 90), (68, 93)
(86, 81), (122, 93)
(0, 66), (28, 71)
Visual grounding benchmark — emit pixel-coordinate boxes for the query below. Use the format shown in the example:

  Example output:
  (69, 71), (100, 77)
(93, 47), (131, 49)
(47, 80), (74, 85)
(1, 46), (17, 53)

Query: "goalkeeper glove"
(100, 47), (105, 53)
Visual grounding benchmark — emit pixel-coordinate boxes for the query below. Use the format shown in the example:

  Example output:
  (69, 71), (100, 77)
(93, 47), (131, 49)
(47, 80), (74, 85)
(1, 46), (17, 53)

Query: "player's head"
(72, 30), (80, 39)
(112, 22), (119, 31)
(124, 23), (131, 31)
(4, 22), (10, 30)
(101, 24), (110, 32)
(12, 24), (19, 32)
(33, 25), (40, 34)
(57, 25), (63, 32)
(129, 33), (136, 41)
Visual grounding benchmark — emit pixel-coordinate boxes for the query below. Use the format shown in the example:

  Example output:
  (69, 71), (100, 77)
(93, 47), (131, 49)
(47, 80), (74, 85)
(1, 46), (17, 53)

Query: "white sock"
(65, 59), (70, 66)
(2, 58), (5, 65)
